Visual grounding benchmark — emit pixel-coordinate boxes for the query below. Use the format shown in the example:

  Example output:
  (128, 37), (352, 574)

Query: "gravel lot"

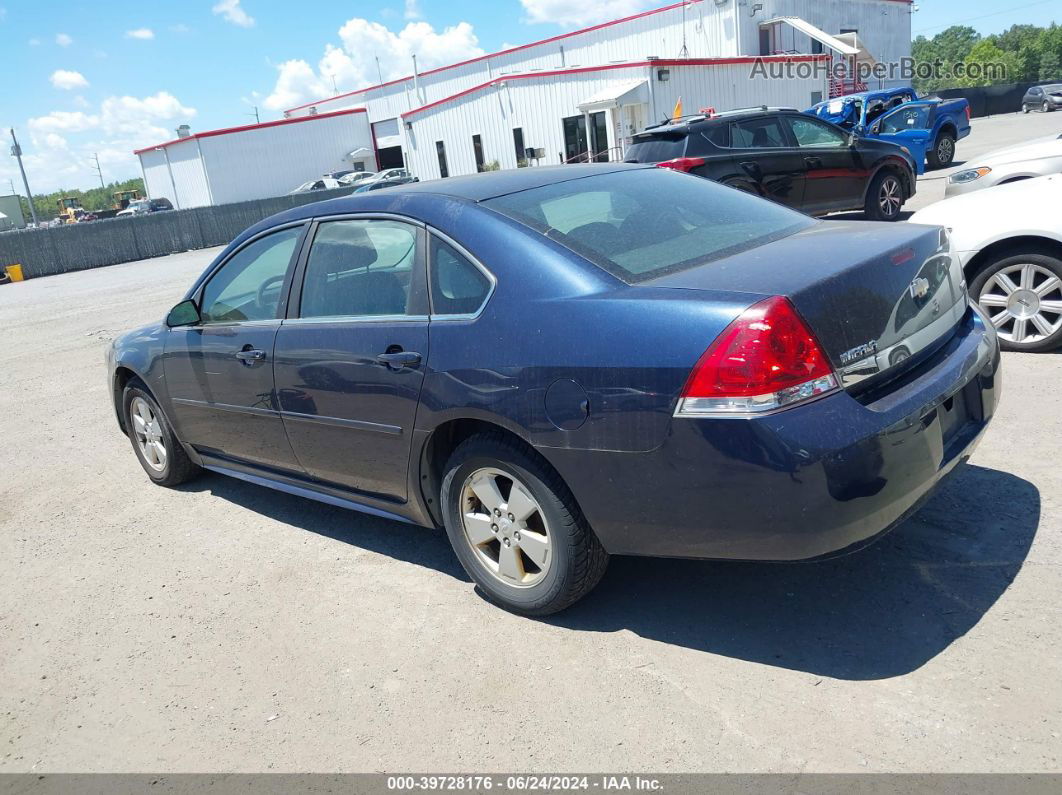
(2, 113), (1061, 774)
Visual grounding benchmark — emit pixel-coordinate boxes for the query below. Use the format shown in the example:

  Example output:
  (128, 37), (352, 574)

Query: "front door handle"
(235, 348), (266, 363)
(804, 156), (823, 168)
(376, 351), (422, 370)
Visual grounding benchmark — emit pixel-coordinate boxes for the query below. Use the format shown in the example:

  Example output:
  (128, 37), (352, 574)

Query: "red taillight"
(965, 105), (971, 121)
(656, 156), (705, 173)
(675, 296), (838, 416)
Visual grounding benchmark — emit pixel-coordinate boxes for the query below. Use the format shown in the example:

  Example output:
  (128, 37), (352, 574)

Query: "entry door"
(273, 217), (429, 500)
(727, 116), (806, 209)
(785, 115), (865, 213)
(590, 111), (610, 161)
(562, 115), (588, 162)
(164, 224), (305, 471)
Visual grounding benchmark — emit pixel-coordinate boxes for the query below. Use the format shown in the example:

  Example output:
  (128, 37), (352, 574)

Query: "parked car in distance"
(1021, 83), (1062, 113)
(351, 176), (418, 192)
(289, 177), (342, 194)
(107, 165), (1000, 614)
(372, 168), (413, 182)
(623, 107), (916, 221)
(911, 174), (1062, 352)
(945, 133), (1062, 197)
(806, 88), (971, 170)
(116, 198), (174, 217)
(337, 171), (377, 186)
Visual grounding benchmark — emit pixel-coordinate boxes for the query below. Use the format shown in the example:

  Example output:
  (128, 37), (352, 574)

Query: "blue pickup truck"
(806, 87), (971, 174)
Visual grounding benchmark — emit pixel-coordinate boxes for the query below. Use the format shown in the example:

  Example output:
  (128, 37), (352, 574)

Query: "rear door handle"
(235, 348), (266, 362)
(376, 351), (422, 370)
(804, 156), (823, 168)
(739, 160), (761, 176)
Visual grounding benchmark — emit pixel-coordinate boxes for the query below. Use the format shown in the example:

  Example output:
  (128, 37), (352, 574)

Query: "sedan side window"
(788, 117), (847, 148)
(299, 219), (422, 318)
(730, 118), (787, 148)
(430, 237), (492, 316)
(199, 226), (302, 324)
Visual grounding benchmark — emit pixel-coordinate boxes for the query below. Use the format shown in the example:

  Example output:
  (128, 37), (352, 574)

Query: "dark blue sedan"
(107, 165), (1001, 615)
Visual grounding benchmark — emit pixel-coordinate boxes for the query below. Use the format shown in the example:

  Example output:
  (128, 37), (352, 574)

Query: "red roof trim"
(283, 0), (912, 115)
(400, 55), (831, 119)
(133, 107), (367, 155)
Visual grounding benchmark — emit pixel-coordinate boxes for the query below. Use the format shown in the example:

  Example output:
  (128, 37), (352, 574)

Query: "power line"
(915, 0), (1056, 34)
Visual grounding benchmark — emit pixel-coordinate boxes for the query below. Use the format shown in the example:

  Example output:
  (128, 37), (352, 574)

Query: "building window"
(472, 134), (486, 173)
(811, 39), (823, 54)
(513, 128), (526, 167)
(436, 140), (449, 179)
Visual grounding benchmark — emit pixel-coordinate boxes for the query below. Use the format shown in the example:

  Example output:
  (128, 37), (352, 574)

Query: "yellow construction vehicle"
(112, 189), (141, 210)
(56, 196), (83, 224)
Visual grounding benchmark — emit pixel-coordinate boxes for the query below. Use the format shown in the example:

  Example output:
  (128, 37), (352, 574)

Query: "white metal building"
(282, 0), (912, 182)
(135, 109), (375, 209)
(136, 0), (912, 202)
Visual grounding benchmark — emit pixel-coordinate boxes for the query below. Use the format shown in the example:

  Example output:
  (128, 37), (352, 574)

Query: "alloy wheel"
(978, 262), (1062, 346)
(459, 467), (552, 588)
(936, 137), (954, 164)
(1044, 101), (1051, 113)
(131, 396), (168, 472)
(878, 177), (902, 218)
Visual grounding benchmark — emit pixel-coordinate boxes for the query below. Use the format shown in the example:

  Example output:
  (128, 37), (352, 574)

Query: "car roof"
(637, 108), (799, 136)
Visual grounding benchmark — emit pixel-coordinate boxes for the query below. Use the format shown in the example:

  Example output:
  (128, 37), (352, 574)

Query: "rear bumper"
(545, 306), (1001, 560)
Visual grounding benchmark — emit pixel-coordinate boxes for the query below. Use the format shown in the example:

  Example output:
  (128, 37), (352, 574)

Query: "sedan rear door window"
(299, 219), (422, 318)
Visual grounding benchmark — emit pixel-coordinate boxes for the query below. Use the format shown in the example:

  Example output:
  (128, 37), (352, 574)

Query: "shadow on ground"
(550, 464), (1039, 680)
(188, 463), (1037, 681)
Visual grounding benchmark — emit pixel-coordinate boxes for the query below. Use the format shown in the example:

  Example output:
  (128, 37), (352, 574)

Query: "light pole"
(9, 128), (39, 226)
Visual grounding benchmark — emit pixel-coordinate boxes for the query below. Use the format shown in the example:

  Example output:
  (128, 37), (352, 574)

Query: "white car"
(289, 177), (342, 194)
(945, 133), (1062, 197)
(911, 174), (1062, 352)
(337, 171), (377, 186)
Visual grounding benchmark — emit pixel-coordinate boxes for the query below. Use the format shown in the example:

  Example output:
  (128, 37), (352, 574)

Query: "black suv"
(623, 108), (917, 221)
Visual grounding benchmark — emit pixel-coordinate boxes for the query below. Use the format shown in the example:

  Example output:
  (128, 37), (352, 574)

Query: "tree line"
(913, 23), (1062, 93)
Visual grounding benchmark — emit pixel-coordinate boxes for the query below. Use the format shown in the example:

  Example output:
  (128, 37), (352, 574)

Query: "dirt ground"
(1, 114), (1061, 773)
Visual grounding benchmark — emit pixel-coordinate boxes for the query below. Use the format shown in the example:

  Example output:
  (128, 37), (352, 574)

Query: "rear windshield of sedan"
(483, 168), (814, 283)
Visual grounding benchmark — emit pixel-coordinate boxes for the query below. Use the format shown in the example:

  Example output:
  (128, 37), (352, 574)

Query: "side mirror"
(166, 299), (201, 328)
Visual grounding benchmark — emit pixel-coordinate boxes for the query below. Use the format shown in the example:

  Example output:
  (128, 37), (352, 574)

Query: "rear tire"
(122, 379), (201, 486)
(440, 432), (608, 616)
(864, 170), (904, 222)
(970, 250), (1062, 353)
(927, 131), (956, 169)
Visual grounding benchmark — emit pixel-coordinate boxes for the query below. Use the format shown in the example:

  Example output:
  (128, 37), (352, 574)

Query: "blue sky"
(2, 0), (1060, 194)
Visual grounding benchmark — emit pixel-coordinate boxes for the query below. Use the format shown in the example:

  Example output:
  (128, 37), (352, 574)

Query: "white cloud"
(212, 0), (255, 28)
(125, 28), (154, 40)
(519, 0), (656, 27)
(264, 18), (484, 111)
(55, 32), (72, 46)
(14, 91), (198, 192)
(404, 0), (421, 20)
(50, 69), (89, 90)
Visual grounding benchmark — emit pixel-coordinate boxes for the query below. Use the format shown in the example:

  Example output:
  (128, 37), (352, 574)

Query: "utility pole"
(247, 105), (260, 124)
(9, 128), (39, 226)
(90, 152), (105, 189)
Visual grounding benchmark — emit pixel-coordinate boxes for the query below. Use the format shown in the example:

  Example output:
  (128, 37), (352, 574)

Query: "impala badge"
(840, 340), (878, 365)
(909, 277), (930, 299)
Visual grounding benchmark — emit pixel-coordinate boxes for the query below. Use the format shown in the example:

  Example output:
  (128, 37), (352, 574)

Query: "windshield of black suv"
(483, 168), (815, 283)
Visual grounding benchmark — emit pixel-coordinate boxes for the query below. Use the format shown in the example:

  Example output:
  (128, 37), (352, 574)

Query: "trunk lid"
(646, 220), (967, 390)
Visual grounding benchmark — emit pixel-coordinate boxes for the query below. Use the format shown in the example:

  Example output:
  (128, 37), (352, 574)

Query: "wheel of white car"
(971, 250), (1062, 353)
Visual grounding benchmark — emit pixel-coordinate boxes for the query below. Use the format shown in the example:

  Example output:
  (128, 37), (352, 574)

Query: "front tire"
(1022, 104), (1030, 114)
(927, 131), (956, 169)
(440, 433), (608, 616)
(864, 170), (904, 222)
(971, 250), (1062, 352)
(1044, 100), (1052, 113)
(122, 379), (201, 486)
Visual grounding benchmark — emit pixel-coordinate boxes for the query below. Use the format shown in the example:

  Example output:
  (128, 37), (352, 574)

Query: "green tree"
(958, 39), (1021, 86)
(21, 177), (146, 223)
(1041, 50), (1062, 81)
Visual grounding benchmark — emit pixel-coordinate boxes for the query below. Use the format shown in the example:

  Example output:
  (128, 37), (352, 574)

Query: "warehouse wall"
(200, 112), (375, 205)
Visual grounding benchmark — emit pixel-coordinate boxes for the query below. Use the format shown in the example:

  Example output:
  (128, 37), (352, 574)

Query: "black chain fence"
(0, 187), (350, 280)
(935, 77), (1062, 118)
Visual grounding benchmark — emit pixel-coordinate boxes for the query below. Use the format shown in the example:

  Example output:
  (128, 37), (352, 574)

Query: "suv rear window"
(623, 134), (686, 163)
(483, 168), (814, 283)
